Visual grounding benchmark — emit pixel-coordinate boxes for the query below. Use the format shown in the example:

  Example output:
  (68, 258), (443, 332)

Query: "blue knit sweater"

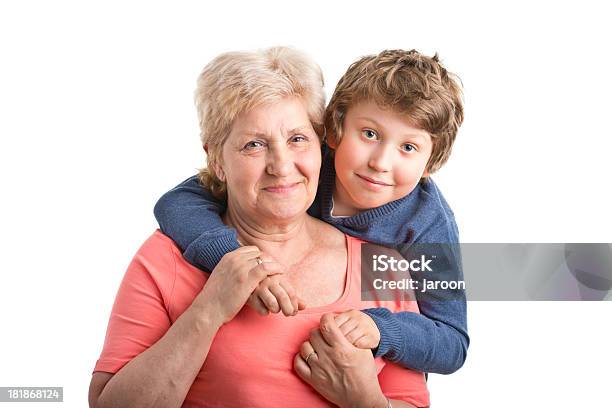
(154, 150), (469, 374)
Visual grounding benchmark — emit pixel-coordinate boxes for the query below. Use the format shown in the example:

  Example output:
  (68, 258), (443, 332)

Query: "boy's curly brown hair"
(325, 49), (464, 174)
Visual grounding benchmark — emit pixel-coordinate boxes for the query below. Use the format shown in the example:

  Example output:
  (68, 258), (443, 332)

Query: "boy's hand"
(247, 266), (306, 316)
(333, 310), (381, 349)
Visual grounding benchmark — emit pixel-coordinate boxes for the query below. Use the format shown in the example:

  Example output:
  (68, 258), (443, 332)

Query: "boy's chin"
(353, 195), (394, 210)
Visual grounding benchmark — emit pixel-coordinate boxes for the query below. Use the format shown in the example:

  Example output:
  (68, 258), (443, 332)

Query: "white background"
(1, 1), (611, 406)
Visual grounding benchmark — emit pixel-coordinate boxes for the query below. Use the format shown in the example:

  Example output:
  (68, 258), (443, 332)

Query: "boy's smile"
(329, 101), (433, 216)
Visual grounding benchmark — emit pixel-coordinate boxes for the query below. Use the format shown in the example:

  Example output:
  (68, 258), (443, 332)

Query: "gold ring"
(305, 351), (316, 365)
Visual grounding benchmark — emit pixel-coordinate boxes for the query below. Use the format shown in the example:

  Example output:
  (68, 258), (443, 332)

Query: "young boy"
(155, 49), (468, 374)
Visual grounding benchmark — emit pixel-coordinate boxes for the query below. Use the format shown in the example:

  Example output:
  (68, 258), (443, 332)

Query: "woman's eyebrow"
(287, 125), (312, 134)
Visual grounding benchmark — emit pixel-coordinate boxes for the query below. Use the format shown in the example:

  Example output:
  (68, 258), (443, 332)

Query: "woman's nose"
(266, 145), (294, 177)
(368, 145), (393, 173)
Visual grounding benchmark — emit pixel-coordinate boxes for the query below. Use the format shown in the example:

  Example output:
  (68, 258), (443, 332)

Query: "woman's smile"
(263, 181), (304, 194)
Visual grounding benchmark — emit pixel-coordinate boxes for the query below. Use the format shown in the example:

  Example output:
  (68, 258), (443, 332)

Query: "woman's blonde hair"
(195, 47), (325, 198)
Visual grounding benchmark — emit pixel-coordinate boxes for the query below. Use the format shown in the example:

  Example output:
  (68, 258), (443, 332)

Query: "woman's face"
(218, 96), (321, 225)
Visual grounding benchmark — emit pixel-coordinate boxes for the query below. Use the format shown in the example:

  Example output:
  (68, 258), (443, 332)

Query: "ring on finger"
(305, 351), (317, 365)
(255, 256), (263, 265)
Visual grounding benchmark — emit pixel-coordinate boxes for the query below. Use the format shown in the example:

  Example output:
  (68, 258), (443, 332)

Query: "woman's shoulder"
(133, 230), (183, 267)
(124, 230), (207, 315)
(308, 217), (346, 247)
(125, 231), (184, 302)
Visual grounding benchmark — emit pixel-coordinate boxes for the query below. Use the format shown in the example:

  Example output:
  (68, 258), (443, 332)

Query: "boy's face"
(329, 101), (433, 216)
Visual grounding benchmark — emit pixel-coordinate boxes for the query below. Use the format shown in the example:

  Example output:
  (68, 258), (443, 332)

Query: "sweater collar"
(318, 152), (420, 228)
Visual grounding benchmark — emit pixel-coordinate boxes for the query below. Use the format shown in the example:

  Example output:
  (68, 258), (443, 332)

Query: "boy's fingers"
(334, 311), (352, 327)
(247, 293), (269, 316)
(338, 318), (359, 336)
(279, 279), (296, 298)
(345, 329), (364, 345)
(268, 283), (295, 316)
(353, 335), (373, 349)
(319, 313), (352, 347)
(278, 280), (300, 315)
(257, 287), (280, 313)
(297, 298), (307, 310)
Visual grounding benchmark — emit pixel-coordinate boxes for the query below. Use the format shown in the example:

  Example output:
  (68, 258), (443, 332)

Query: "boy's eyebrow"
(402, 132), (429, 142)
(356, 117), (429, 141)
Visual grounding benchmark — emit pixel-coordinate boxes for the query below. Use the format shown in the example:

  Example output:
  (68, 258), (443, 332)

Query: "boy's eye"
(401, 143), (416, 152)
(362, 129), (378, 140)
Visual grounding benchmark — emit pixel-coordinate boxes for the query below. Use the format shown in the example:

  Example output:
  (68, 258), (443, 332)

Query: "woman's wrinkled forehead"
(228, 97), (318, 141)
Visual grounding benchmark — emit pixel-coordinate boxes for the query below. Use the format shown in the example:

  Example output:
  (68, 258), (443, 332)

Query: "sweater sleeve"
(361, 216), (469, 374)
(153, 175), (240, 272)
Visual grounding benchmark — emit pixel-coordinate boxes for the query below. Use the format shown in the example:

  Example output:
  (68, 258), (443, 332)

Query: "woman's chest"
(286, 247), (348, 308)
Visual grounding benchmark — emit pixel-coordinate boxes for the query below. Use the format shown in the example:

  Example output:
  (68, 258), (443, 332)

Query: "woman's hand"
(293, 313), (389, 408)
(194, 246), (280, 325)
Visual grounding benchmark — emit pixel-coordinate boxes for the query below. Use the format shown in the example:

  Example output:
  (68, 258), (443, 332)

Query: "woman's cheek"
(302, 148), (322, 179)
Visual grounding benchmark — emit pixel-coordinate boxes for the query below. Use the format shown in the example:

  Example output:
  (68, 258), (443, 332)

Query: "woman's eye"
(401, 143), (416, 152)
(362, 129), (378, 140)
(243, 140), (265, 150)
(291, 134), (307, 143)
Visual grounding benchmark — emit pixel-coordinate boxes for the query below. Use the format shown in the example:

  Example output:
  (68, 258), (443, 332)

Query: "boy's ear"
(326, 135), (338, 149)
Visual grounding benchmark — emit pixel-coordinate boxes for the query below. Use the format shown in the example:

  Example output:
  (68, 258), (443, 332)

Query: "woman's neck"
(222, 207), (316, 267)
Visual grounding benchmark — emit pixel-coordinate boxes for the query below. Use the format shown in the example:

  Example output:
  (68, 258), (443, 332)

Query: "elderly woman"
(89, 47), (428, 408)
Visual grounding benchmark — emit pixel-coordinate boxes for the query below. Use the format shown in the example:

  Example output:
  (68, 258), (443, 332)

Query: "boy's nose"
(368, 145), (393, 173)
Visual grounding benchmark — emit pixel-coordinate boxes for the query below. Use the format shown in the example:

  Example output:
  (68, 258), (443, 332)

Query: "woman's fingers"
(235, 245), (261, 255)
(299, 340), (317, 362)
(293, 353), (311, 381)
(248, 258), (282, 286)
(296, 341), (317, 382)
(309, 327), (331, 354)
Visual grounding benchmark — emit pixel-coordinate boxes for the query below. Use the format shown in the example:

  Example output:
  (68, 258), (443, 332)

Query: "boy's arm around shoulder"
(362, 179), (469, 374)
(153, 175), (240, 272)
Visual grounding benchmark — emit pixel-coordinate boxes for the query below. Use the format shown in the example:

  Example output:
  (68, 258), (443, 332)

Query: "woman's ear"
(212, 162), (226, 182)
(211, 162), (225, 182)
(205, 144), (226, 182)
